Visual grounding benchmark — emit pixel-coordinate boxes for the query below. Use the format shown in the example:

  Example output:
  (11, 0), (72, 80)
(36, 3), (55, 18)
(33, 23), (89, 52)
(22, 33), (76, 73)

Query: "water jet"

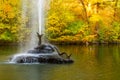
(10, 34), (74, 64)
(9, 0), (74, 64)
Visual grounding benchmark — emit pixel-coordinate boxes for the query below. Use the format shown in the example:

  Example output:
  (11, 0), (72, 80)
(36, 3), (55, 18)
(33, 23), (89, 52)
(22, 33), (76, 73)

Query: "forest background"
(0, 0), (120, 45)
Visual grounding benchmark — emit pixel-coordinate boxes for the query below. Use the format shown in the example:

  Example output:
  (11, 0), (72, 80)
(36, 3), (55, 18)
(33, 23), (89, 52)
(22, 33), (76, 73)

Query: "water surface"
(0, 45), (120, 80)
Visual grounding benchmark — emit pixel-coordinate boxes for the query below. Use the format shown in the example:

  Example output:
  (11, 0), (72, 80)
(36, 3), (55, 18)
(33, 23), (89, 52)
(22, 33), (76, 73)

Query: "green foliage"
(98, 22), (120, 43)
(0, 30), (13, 41)
(112, 21), (120, 40)
(0, 0), (30, 43)
(1, 0), (120, 44)
(46, 0), (120, 44)
(46, 0), (75, 40)
(67, 21), (85, 34)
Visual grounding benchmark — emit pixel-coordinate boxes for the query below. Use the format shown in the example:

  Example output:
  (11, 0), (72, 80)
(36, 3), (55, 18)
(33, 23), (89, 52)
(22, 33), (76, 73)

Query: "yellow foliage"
(0, 0), (120, 43)
(47, 27), (60, 33)
(8, 13), (15, 19)
(89, 0), (104, 4)
(82, 35), (97, 43)
(89, 14), (102, 22)
(0, 0), (30, 42)
(99, 6), (114, 25)
(2, 3), (12, 13)
(8, 0), (19, 6)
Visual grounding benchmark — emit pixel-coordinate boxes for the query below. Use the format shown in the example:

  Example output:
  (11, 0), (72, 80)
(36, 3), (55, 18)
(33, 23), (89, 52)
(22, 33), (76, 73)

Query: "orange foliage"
(2, 3), (12, 13)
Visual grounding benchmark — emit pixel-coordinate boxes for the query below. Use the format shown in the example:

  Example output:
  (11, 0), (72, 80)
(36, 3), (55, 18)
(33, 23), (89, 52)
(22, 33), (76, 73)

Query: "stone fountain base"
(10, 44), (74, 64)
(11, 54), (73, 64)
(9, 33), (74, 64)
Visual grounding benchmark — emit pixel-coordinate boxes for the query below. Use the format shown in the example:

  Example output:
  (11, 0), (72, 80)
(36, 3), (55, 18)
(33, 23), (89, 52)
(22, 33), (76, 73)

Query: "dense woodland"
(0, 0), (120, 44)
(46, 0), (120, 44)
(0, 0), (30, 44)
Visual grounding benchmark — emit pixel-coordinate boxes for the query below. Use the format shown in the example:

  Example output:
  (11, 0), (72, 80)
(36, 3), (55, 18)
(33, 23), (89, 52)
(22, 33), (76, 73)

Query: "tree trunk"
(79, 0), (89, 24)
(114, 0), (118, 18)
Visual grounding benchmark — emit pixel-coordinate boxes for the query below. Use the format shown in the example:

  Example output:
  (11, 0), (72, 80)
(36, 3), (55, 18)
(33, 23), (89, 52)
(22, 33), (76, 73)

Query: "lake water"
(0, 45), (120, 80)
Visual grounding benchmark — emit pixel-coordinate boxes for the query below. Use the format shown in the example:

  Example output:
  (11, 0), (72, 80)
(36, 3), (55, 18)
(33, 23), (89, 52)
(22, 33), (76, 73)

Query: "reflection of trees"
(1, 45), (120, 80)
(91, 45), (120, 65)
(0, 64), (59, 80)
(112, 45), (120, 64)
(57, 45), (120, 80)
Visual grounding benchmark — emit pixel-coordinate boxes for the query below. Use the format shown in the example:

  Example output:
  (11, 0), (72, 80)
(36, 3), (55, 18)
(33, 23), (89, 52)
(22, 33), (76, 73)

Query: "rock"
(9, 33), (74, 64)
(10, 44), (74, 64)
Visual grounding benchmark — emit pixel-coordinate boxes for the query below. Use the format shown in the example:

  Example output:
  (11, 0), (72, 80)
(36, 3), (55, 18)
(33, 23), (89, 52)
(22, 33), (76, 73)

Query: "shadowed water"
(0, 45), (120, 80)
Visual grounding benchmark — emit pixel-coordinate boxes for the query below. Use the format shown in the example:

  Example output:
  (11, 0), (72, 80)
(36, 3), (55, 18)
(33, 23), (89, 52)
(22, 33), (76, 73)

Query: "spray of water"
(18, 0), (28, 52)
(9, 0), (47, 63)
(19, 0), (46, 51)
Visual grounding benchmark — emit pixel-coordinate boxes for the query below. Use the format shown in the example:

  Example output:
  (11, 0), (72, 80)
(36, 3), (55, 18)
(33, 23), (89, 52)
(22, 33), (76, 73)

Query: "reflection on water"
(0, 45), (120, 80)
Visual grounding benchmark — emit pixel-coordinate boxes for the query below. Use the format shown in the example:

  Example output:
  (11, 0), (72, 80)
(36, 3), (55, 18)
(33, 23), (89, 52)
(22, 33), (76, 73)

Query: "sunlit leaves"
(2, 3), (12, 12)
(46, 0), (75, 40)
(67, 21), (85, 34)
(0, 0), (120, 44)
(0, 0), (30, 43)
(89, 14), (102, 22)
(46, 0), (120, 44)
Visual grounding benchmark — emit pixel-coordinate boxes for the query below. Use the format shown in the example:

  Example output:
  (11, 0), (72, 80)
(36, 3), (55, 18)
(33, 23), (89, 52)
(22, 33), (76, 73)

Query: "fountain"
(9, 0), (74, 64)
(10, 33), (73, 64)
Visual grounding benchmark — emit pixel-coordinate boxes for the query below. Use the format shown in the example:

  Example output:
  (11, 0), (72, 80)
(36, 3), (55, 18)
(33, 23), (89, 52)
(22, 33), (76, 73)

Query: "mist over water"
(12, 0), (49, 64)
(19, 0), (46, 52)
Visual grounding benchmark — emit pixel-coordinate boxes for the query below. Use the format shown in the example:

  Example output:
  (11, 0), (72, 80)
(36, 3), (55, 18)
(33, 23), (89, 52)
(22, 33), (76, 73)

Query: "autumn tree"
(0, 0), (30, 43)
